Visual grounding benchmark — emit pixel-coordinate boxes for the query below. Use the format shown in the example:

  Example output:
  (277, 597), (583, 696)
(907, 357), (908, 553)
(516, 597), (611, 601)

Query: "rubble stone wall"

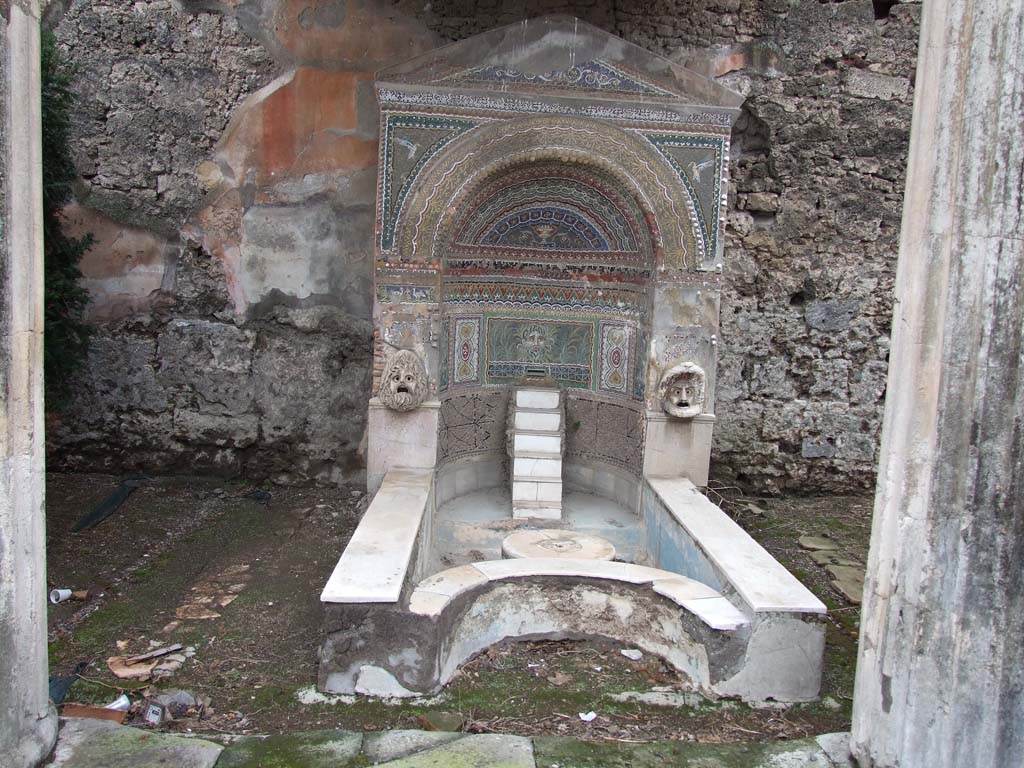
(49, 0), (920, 492)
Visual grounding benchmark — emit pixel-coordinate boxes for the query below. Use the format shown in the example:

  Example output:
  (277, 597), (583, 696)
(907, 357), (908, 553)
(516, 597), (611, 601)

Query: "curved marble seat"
(408, 557), (749, 631)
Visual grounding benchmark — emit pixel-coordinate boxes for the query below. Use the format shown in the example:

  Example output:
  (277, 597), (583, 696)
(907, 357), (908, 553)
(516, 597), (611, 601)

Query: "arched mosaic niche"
(431, 146), (656, 403)
(368, 16), (741, 486)
(392, 115), (695, 271)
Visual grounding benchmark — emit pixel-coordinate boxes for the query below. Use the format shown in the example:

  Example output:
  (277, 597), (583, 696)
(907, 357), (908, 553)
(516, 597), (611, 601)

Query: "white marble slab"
(512, 481), (539, 501)
(416, 564), (488, 597)
(514, 433), (561, 454)
(408, 589), (450, 617)
(514, 411), (561, 432)
(652, 578), (750, 630)
(648, 477), (827, 614)
(651, 576), (722, 602)
(320, 467), (433, 603)
(679, 596), (750, 631)
(516, 389), (560, 409)
(536, 481), (562, 502)
(513, 456), (561, 479)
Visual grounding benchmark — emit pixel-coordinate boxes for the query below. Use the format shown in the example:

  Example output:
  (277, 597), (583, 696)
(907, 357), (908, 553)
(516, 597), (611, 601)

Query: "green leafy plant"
(41, 29), (92, 408)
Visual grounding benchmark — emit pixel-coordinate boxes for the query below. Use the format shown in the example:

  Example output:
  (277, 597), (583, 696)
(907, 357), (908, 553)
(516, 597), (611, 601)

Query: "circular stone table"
(501, 530), (616, 561)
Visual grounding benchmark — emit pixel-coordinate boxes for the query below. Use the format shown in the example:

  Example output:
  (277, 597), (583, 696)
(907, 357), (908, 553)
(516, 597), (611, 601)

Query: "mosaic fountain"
(318, 16), (826, 702)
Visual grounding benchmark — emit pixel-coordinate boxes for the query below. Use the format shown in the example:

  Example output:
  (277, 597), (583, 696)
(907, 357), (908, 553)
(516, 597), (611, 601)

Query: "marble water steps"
(408, 558), (750, 631)
(510, 387), (564, 519)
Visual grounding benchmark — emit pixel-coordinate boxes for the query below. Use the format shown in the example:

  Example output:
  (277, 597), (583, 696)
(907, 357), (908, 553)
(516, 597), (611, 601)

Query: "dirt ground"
(45, 472), (872, 745)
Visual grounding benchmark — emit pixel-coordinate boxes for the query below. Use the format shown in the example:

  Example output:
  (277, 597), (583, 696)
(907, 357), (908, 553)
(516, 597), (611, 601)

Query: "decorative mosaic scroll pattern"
(565, 395), (645, 476)
(449, 60), (677, 99)
(598, 322), (633, 395)
(437, 389), (510, 464)
(452, 316), (482, 385)
(380, 113), (478, 251)
(443, 278), (648, 317)
(642, 133), (727, 264)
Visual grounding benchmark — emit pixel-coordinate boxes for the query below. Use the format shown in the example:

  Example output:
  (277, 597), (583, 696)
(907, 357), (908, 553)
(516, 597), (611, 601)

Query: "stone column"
(0, 2), (58, 766)
(849, 1), (1023, 767)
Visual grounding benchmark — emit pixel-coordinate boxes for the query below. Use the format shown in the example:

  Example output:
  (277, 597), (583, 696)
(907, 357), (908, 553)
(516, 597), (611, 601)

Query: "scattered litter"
(104, 694), (131, 711)
(107, 655), (162, 681)
(48, 588), (88, 605)
(143, 700), (168, 725)
(125, 643), (183, 664)
(48, 661), (87, 705)
(578, 711), (597, 722)
(71, 473), (148, 532)
(746, 502), (768, 517)
(62, 703), (127, 724)
(153, 689), (199, 718)
(161, 620), (181, 634)
(108, 644), (194, 681)
(592, 666), (603, 672)
(142, 689), (205, 725)
(175, 563), (252, 621)
(620, 649), (643, 661)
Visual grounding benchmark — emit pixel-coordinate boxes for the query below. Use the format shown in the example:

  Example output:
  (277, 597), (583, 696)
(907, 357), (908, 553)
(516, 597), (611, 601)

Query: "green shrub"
(41, 29), (92, 408)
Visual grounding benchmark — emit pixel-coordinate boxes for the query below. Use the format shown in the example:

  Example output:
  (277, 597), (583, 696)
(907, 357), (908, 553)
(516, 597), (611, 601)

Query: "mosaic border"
(378, 88), (735, 128)
(380, 113), (479, 251)
(642, 133), (727, 264)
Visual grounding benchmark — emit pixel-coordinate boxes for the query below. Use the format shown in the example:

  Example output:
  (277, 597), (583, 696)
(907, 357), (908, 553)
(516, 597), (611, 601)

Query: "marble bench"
(645, 477), (826, 616)
(320, 467), (433, 604)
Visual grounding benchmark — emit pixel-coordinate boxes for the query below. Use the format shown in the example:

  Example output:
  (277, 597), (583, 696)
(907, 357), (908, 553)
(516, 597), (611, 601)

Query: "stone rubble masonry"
(48, 1), (919, 492)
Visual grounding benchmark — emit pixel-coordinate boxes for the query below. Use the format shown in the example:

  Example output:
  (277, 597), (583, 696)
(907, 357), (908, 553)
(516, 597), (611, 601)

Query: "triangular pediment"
(378, 15), (743, 109)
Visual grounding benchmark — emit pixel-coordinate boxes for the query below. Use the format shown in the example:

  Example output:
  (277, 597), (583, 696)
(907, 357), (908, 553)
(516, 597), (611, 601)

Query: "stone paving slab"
(48, 717), (222, 768)
(532, 734), (847, 767)
(214, 730), (362, 767)
(379, 733), (535, 767)
(362, 730), (463, 763)
(48, 718), (850, 768)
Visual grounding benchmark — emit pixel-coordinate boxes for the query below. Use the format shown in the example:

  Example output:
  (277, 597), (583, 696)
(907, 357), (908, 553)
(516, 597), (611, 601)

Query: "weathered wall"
(48, 0), (436, 484)
(49, 0), (919, 492)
